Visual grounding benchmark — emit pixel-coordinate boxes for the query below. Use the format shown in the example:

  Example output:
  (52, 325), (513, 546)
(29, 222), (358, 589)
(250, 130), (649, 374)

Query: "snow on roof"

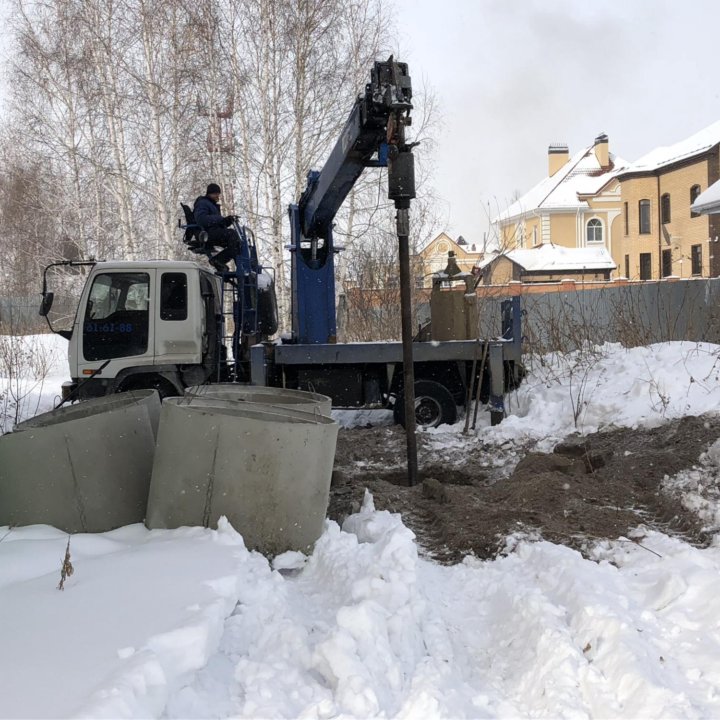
(504, 243), (616, 272)
(495, 147), (628, 223)
(691, 178), (720, 215)
(622, 121), (720, 174)
(474, 251), (499, 270)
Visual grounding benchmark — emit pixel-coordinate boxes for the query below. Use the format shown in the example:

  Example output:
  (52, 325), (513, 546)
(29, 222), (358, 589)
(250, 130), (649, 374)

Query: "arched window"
(661, 193), (671, 224)
(691, 185), (702, 218)
(586, 218), (603, 243)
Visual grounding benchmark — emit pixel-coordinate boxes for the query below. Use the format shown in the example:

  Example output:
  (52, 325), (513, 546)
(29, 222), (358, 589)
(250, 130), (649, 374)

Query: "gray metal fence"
(6, 279), (720, 349)
(476, 279), (720, 352)
(0, 296), (78, 335)
(0, 297), (43, 334)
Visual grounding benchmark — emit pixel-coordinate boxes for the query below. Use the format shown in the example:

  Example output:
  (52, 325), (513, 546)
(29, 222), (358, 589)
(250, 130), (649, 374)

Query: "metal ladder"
(216, 223), (261, 382)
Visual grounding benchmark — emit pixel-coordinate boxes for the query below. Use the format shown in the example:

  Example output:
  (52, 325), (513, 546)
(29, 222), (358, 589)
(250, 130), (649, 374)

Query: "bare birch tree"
(2, 0), (442, 343)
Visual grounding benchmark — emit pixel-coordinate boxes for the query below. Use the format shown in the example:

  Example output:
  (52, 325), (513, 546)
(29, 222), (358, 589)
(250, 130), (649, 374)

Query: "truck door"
(154, 270), (202, 364)
(76, 269), (155, 377)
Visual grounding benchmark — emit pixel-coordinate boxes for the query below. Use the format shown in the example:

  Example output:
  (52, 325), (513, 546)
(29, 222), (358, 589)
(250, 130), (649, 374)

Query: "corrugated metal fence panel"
(6, 279), (720, 347)
(0, 297), (42, 332)
(477, 279), (720, 352)
(0, 296), (78, 334)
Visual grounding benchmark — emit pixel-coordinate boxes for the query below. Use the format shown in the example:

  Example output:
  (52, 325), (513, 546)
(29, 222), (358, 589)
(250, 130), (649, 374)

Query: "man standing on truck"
(193, 183), (239, 270)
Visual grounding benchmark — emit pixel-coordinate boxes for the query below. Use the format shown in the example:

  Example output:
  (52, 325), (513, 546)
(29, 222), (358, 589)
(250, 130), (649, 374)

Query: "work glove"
(223, 215), (235, 227)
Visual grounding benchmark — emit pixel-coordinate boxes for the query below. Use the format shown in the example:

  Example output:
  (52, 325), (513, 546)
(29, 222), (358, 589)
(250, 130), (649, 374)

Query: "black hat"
(206, 183), (221, 195)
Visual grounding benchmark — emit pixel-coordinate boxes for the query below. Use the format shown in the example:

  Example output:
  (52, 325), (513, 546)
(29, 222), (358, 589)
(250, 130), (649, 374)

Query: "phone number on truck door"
(84, 322), (134, 333)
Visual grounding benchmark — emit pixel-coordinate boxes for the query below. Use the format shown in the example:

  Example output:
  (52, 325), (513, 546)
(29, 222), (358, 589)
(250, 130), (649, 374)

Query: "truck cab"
(67, 260), (222, 399)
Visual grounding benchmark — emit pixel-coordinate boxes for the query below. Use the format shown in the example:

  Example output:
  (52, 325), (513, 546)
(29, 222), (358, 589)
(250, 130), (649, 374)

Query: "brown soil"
(329, 414), (720, 563)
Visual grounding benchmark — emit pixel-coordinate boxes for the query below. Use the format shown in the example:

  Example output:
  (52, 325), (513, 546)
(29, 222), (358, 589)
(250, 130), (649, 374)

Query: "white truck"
(39, 58), (523, 427)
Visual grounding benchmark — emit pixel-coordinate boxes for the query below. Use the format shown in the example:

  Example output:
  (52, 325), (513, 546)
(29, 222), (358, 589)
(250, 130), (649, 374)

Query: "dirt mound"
(329, 415), (720, 563)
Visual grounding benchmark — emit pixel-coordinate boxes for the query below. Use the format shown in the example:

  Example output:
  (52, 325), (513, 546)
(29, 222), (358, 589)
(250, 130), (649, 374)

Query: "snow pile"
(4, 336), (720, 717)
(0, 521), (252, 718)
(663, 435), (720, 532)
(332, 407), (394, 428)
(164, 514), (720, 718)
(439, 341), (720, 451)
(6, 499), (720, 717)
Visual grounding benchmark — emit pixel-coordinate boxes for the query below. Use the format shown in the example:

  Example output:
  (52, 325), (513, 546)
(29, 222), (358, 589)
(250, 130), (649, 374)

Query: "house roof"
(620, 121), (720, 175)
(418, 232), (483, 258)
(495, 145), (628, 223)
(474, 252), (499, 270)
(691, 178), (720, 215)
(503, 244), (616, 272)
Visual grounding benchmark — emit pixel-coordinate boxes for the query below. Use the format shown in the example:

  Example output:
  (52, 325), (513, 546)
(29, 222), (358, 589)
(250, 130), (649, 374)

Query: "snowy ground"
(2, 336), (720, 718)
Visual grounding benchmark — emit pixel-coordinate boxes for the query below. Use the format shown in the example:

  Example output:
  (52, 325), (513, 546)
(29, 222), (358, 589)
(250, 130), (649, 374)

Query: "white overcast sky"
(394, 0), (720, 245)
(0, 0), (717, 250)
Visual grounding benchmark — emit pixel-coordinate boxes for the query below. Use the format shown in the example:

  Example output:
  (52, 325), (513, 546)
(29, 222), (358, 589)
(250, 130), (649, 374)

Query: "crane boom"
(288, 57), (413, 344)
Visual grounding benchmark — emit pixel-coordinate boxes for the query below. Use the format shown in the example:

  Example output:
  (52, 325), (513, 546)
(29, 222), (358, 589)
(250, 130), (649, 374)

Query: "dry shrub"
(0, 315), (57, 433)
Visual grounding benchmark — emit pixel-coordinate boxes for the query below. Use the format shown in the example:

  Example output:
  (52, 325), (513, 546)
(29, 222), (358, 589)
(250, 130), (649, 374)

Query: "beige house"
(494, 122), (720, 281)
(494, 134), (628, 269)
(613, 122), (720, 279)
(415, 232), (484, 288)
(482, 244), (616, 285)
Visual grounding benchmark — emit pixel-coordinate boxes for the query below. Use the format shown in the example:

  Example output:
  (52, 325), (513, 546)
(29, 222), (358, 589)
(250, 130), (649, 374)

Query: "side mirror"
(39, 292), (54, 317)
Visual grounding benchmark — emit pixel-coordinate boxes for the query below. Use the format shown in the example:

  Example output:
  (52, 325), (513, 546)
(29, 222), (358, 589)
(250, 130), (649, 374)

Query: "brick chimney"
(548, 144), (569, 177)
(594, 133), (609, 168)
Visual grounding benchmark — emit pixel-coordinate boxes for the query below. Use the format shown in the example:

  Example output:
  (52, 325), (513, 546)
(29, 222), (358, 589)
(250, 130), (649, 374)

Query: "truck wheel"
(393, 380), (458, 429)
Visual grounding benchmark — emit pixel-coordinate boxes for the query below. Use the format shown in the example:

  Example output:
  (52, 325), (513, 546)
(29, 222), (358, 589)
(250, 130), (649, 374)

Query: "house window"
(624, 202), (629, 236)
(639, 200), (651, 234)
(624, 254), (630, 278)
(586, 218), (603, 243)
(415, 276), (425, 289)
(661, 193), (671, 224)
(662, 249), (672, 277)
(691, 185), (702, 217)
(691, 244), (702, 275)
(532, 227), (538, 246)
(639, 252), (652, 280)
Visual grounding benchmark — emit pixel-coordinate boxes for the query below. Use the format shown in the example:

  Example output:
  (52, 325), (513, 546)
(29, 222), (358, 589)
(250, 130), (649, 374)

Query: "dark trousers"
(204, 227), (240, 264)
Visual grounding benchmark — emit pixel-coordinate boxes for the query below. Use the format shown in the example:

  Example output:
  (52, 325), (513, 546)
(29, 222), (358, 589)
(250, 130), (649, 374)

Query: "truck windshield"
(83, 272), (150, 360)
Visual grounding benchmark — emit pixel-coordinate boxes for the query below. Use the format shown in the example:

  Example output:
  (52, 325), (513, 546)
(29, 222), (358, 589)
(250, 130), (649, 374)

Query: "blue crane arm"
(299, 95), (389, 240)
(289, 58), (413, 344)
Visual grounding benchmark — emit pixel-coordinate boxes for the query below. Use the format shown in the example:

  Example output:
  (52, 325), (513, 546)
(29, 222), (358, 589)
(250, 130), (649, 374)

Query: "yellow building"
(613, 122), (720, 279)
(481, 244), (616, 285)
(493, 134), (628, 270)
(415, 232), (485, 288)
(494, 123), (720, 281)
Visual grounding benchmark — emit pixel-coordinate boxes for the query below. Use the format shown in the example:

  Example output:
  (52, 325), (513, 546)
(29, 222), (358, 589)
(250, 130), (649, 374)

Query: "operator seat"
(180, 203), (205, 252)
